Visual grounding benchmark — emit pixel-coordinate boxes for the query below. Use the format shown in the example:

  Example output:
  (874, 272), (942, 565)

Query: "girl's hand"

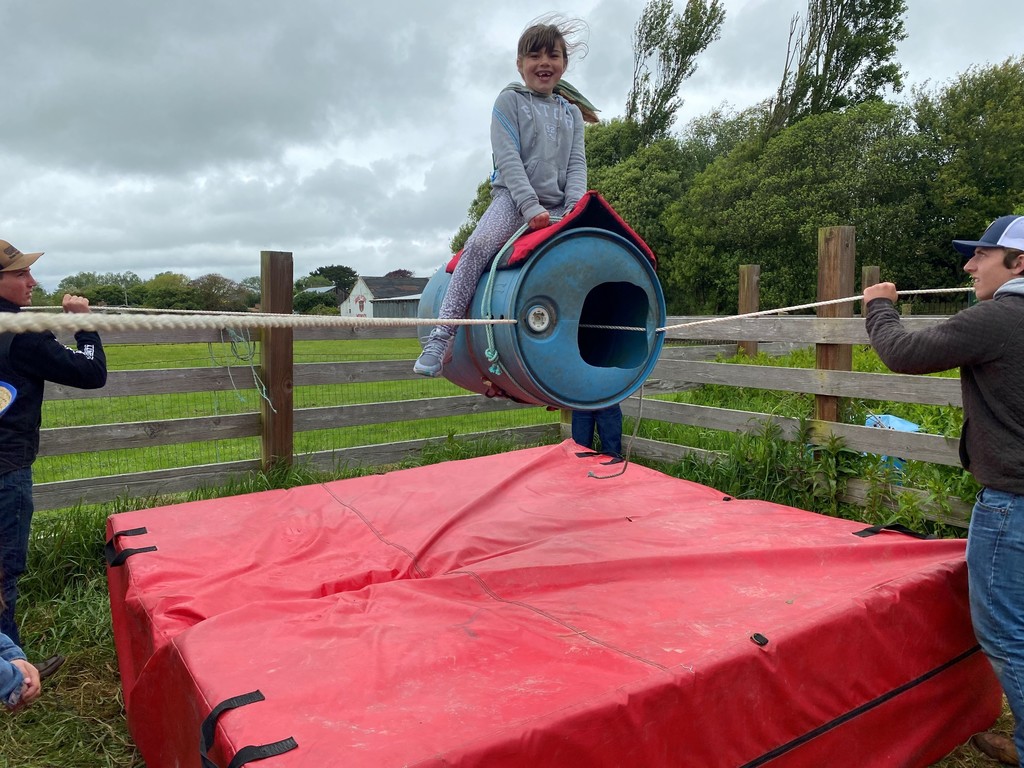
(11, 660), (41, 707)
(528, 211), (551, 230)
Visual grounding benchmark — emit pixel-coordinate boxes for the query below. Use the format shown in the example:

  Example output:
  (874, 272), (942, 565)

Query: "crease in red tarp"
(445, 189), (656, 274)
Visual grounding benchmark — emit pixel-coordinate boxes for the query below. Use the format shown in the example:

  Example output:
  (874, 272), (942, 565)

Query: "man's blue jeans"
(571, 405), (623, 458)
(0, 467), (33, 647)
(967, 486), (1024, 761)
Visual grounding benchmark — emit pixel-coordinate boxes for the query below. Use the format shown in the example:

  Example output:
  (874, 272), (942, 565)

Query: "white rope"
(581, 287), (973, 333)
(0, 311), (517, 334)
(660, 287), (972, 333)
(5, 286), (971, 335)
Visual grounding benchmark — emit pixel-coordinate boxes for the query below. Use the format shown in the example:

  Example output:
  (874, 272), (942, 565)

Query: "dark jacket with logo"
(865, 281), (1024, 495)
(0, 298), (107, 473)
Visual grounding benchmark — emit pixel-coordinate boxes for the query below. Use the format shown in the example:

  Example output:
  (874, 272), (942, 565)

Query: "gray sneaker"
(414, 327), (454, 377)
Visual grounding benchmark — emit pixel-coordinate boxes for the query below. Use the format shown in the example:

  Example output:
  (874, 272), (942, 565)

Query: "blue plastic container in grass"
(418, 227), (665, 409)
(866, 413), (921, 475)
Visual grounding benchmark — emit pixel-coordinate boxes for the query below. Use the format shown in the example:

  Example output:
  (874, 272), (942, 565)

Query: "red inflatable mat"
(106, 442), (1000, 768)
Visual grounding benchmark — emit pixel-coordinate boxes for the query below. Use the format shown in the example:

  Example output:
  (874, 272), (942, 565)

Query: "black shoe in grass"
(35, 654), (65, 681)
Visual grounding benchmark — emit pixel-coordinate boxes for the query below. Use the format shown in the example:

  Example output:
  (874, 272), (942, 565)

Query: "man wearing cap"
(864, 215), (1024, 766)
(0, 238), (107, 683)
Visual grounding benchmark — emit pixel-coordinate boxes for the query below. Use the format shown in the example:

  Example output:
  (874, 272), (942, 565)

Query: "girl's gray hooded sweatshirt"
(489, 83), (587, 223)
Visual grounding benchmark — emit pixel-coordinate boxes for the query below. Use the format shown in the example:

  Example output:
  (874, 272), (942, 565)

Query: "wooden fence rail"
(26, 235), (973, 527)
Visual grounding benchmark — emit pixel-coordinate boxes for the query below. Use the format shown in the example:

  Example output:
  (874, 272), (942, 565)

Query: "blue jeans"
(571, 405), (623, 458)
(0, 467), (33, 647)
(967, 487), (1024, 762)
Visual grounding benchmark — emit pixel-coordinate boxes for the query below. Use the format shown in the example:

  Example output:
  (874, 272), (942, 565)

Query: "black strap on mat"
(200, 690), (298, 768)
(852, 523), (935, 540)
(104, 527), (157, 567)
(225, 740), (300, 768)
(738, 645), (983, 767)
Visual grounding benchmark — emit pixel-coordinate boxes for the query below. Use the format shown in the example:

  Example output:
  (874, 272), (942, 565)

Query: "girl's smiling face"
(517, 44), (566, 95)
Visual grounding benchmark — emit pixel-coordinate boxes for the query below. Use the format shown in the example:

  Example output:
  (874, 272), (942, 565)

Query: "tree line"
(454, 0), (1024, 315)
(31, 265), (369, 314)
(30, 271), (261, 312)
(33, 265), (424, 314)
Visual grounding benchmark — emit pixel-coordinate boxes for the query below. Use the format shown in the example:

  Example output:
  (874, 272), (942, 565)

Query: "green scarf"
(554, 80), (600, 124)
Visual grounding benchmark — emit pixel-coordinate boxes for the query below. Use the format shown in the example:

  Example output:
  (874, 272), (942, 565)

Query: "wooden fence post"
(560, 408), (573, 444)
(860, 266), (880, 317)
(260, 251), (294, 471)
(815, 227), (855, 423)
(738, 264), (760, 357)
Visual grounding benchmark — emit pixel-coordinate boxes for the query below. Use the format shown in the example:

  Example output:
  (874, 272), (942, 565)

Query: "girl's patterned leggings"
(436, 189), (565, 335)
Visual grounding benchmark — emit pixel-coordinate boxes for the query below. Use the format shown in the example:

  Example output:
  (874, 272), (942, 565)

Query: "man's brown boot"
(34, 654), (65, 681)
(971, 731), (1019, 766)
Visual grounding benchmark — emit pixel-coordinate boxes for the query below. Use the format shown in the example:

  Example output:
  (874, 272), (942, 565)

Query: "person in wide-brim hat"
(0, 238), (107, 686)
(0, 240), (43, 274)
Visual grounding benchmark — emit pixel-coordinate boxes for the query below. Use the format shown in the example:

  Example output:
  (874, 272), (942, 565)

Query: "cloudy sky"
(1, 0), (1019, 293)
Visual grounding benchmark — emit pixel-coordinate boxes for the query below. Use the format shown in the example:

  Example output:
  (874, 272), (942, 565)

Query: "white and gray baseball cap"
(953, 215), (1024, 256)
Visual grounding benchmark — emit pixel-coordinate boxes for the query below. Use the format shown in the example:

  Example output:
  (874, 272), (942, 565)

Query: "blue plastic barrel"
(418, 227), (666, 409)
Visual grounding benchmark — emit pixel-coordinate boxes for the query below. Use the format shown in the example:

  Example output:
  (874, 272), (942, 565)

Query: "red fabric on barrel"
(445, 190), (656, 274)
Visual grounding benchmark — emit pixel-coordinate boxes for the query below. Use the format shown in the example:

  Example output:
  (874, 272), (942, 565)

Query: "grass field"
(35, 337), (560, 482)
(0, 340), (1005, 767)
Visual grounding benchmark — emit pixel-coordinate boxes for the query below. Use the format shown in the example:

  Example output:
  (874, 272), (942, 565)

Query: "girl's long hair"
(517, 14), (589, 67)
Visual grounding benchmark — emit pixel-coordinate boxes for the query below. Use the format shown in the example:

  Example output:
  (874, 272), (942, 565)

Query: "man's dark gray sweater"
(865, 280), (1024, 495)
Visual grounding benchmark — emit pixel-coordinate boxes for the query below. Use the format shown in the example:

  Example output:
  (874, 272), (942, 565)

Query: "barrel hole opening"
(578, 282), (650, 368)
